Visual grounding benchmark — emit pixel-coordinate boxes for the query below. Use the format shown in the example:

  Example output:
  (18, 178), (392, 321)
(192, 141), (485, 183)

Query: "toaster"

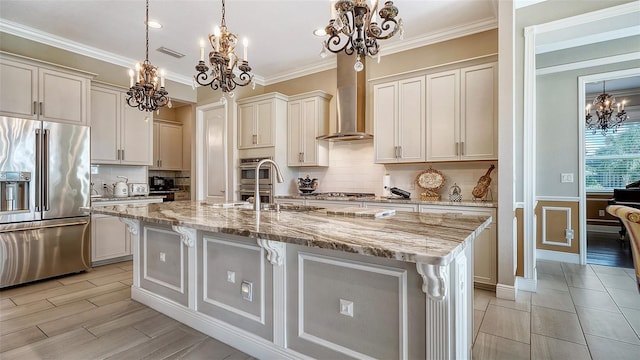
(128, 183), (149, 196)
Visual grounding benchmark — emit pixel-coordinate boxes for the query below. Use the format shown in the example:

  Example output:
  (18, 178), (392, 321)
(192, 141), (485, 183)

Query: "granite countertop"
(90, 200), (491, 266)
(276, 194), (497, 208)
(91, 195), (166, 203)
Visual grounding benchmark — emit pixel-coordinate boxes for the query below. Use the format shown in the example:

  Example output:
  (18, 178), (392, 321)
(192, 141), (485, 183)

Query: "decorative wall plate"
(416, 168), (445, 191)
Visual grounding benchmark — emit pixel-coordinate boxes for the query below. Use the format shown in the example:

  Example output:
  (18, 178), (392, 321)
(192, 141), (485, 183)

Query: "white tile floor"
(472, 260), (640, 359)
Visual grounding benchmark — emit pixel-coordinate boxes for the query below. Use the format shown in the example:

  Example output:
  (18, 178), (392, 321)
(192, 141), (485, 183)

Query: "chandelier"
(585, 81), (628, 135)
(318, 0), (403, 72)
(194, 0), (253, 98)
(126, 0), (171, 112)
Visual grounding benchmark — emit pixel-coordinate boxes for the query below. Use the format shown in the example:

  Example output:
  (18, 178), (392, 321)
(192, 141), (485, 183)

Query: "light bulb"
(377, 53), (381, 64)
(251, 81), (256, 90)
(320, 42), (329, 59)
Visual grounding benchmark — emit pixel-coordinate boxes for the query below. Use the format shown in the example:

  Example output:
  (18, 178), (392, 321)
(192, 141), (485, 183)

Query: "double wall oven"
(238, 157), (273, 204)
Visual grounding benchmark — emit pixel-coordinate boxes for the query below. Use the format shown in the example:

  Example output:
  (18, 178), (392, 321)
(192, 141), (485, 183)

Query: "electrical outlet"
(340, 299), (354, 317)
(561, 173), (574, 183)
(159, 252), (166, 262)
(227, 271), (235, 283)
(599, 210), (605, 217)
(565, 229), (574, 240)
(241, 281), (253, 301)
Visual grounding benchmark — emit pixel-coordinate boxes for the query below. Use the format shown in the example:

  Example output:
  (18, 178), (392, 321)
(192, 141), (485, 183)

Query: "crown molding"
(533, 2), (640, 35)
(0, 18), (193, 86)
(515, 0), (548, 9)
(263, 17), (497, 85)
(536, 52), (640, 76)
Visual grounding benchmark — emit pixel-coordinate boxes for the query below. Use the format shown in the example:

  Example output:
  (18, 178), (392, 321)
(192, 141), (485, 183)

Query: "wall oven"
(239, 157), (272, 185)
(238, 185), (272, 204)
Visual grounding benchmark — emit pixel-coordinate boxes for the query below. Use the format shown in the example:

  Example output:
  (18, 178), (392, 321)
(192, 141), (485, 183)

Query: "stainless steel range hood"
(317, 54), (372, 141)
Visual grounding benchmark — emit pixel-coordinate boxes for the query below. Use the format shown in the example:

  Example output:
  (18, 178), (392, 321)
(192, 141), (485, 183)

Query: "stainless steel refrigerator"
(0, 116), (91, 288)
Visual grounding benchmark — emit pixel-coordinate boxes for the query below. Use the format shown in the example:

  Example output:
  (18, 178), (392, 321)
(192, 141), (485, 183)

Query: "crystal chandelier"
(585, 81), (628, 135)
(126, 0), (171, 112)
(318, 0), (403, 71)
(194, 0), (253, 98)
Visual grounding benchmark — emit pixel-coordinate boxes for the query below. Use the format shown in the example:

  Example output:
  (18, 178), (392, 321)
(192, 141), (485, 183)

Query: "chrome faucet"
(254, 159), (284, 211)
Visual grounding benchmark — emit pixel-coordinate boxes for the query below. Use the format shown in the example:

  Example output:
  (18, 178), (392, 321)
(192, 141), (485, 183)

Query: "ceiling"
(0, 0), (499, 86)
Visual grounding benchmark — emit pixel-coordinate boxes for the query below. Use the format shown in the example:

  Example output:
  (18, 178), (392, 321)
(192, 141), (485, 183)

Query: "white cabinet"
(237, 93), (288, 149)
(419, 205), (497, 287)
(90, 84), (153, 165)
(91, 214), (131, 265)
(0, 54), (91, 124)
(287, 91), (331, 167)
(373, 76), (425, 163)
(426, 62), (497, 161)
(91, 197), (163, 265)
(152, 121), (183, 170)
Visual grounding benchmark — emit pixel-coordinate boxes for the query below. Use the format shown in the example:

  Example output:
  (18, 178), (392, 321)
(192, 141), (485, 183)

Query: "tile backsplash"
(90, 164), (147, 196)
(296, 141), (498, 202)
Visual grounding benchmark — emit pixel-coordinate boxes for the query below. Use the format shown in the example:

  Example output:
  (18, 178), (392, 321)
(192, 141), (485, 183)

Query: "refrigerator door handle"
(43, 129), (50, 211)
(35, 128), (41, 212)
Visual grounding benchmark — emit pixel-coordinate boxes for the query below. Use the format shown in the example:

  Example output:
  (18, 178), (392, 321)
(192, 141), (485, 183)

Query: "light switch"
(227, 271), (236, 283)
(241, 281), (253, 301)
(599, 210), (605, 217)
(340, 299), (354, 317)
(561, 173), (574, 183)
(159, 252), (166, 262)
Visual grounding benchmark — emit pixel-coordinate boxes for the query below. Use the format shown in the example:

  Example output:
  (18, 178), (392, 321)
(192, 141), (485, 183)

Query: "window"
(585, 118), (640, 192)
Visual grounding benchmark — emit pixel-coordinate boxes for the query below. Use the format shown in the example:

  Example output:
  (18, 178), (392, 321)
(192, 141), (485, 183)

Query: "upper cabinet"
(90, 84), (153, 165)
(426, 62), (497, 162)
(237, 93), (288, 149)
(151, 121), (183, 170)
(287, 91), (332, 167)
(373, 76), (425, 163)
(0, 53), (92, 125)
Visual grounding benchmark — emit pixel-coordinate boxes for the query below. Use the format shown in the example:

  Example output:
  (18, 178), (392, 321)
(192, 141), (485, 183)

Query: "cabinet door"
(255, 100), (274, 147)
(397, 76), (425, 163)
(39, 68), (88, 124)
(287, 100), (303, 166)
(426, 70), (459, 162)
(460, 63), (497, 160)
(238, 103), (255, 149)
(90, 87), (120, 163)
(473, 222), (496, 285)
(92, 214), (130, 263)
(120, 100), (153, 165)
(203, 106), (227, 201)
(373, 82), (398, 163)
(158, 123), (183, 170)
(301, 98), (319, 165)
(0, 58), (38, 119)
(151, 122), (160, 169)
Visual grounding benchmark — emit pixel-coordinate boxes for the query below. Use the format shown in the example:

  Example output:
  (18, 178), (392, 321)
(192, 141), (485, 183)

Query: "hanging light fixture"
(194, 0), (253, 99)
(316, 0), (403, 72)
(126, 0), (171, 112)
(585, 81), (628, 135)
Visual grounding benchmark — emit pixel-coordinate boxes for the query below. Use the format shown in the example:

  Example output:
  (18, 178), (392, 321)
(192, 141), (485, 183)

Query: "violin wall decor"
(472, 164), (495, 201)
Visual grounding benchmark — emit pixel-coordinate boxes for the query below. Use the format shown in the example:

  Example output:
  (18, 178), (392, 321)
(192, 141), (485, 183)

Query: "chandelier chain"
(221, 0), (226, 27)
(145, 0), (150, 62)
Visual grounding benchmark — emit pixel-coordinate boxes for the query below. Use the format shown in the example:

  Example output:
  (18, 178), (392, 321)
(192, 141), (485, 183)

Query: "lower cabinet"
(91, 214), (131, 265)
(364, 201), (418, 212)
(420, 205), (497, 288)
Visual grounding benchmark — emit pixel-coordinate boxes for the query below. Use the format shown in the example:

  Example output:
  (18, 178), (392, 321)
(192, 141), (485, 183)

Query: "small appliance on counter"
(297, 175), (318, 194)
(113, 176), (129, 198)
(149, 176), (174, 191)
(389, 187), (411, 199)
(128, 183), (149, 196)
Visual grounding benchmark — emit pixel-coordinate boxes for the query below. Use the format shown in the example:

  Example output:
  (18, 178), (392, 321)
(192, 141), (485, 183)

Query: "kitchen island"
(91, 201), (491, 359)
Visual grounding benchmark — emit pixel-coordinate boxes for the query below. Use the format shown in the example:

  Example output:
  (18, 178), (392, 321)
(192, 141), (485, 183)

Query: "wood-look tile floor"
(473, 260), (640, 360)
(0, 262), (253, 360)
(3, 260), (639, 359)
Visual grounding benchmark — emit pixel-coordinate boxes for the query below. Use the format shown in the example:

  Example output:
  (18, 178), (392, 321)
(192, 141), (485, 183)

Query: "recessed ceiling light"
(146, 20), (162, 29)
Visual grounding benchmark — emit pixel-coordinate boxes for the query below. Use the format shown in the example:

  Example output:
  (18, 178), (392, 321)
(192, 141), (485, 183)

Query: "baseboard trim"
(516, 275), (537, 292)
(536, 249), (580, 264)
(495, 283), (516, 300)
(131, 287), (312, 360)
(587, 224), (620, 234)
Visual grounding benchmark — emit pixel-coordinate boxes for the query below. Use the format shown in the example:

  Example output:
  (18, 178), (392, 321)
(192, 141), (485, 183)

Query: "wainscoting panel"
(140, 224), (188, 306)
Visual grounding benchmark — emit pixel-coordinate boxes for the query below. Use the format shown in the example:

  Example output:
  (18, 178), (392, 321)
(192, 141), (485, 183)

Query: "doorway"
(579, 71), (640, 268)
(196, 102), (228, 202)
